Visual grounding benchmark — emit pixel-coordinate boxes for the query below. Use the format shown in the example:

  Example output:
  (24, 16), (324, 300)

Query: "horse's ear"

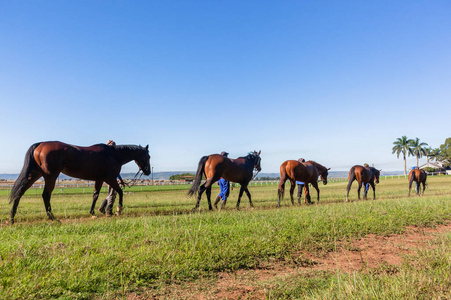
(327, 168), (331, 170)
(379, 169), (382, 172)
(257, 150), (261, 155)
(146, 145), (149, 151)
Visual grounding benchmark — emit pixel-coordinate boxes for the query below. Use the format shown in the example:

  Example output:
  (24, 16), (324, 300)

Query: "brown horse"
(188, 151), (261, 211)
(277, 160), (330, 207)
(9, 141), (150, 224)
(408, 168), (427, 196)
(345, 165), (380, 202)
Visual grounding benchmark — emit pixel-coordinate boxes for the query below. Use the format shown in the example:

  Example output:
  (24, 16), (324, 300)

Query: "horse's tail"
(187, 156), (209, 197)
(346, 167), (356, 191)
(9, 143), (41, 204)
(277, 164), (287, 201)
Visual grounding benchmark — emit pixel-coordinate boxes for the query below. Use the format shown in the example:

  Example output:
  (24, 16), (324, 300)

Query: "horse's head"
(374, 169), (381, 184)
(135, 145), (151, 175)
(250, 150), (262, 172)
(320, 167), (331, 185)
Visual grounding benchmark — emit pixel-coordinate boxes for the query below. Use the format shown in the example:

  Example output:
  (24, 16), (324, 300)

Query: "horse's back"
(349, 165), (365, 181)
(280, 160), (301, 179)
(410, 169), (427, 182)
(32, 141), (114, 178)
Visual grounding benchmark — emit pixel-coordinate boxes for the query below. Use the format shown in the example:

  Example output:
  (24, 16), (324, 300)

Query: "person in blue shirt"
(363, 163), (371, 197)
(98, 140), (124, 216)
(214, 151), (230, 209)
(296, 158), (306, 203)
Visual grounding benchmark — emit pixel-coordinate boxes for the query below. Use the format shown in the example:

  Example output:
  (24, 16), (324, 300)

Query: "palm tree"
(392, 136), (414, 175)
(409, 138), (428, 168)
(429, 148), (443, 162)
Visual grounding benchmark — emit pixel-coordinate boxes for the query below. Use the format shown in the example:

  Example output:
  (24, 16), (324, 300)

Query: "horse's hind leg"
(42, 175), (58, 221)
(408, 179), (413, 197)
(289, 180), (295, 205)
(90, 181), (103, 216)
(277, 178), (286, 207)
(357, 182), (363, 200)
(192, 182), (208, 212)
(345, 178), (354, 202)
(10, 172), (41, 224)
(304, 185), (312, 204)
(206, 186), (213, 210)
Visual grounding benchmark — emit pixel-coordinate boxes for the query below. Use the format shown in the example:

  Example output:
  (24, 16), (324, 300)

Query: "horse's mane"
(235, 151), (259, 160)
(114, 144), (145, 151)
(307, 160), (327, 171)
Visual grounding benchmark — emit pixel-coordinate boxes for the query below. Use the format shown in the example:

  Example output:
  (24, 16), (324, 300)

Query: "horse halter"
(251, 154), (262, 180)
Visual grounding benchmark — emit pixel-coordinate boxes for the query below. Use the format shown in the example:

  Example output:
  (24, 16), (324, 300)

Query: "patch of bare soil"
(129, 223), (451, 300)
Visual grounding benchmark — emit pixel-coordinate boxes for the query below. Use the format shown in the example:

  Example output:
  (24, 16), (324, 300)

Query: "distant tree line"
(256, 176), (280, 181)
(169, 173), (195, 180)
(392, 136), (451, 175)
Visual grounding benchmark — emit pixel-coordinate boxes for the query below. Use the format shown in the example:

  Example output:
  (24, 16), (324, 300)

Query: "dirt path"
(126, 223), (451, 300)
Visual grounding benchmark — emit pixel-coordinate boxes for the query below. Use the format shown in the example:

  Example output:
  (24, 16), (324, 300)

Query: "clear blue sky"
(1, 1), (450, 174)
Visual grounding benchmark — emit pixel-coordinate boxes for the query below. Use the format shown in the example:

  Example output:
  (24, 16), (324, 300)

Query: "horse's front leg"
(311, 181), (320, 203)
(90, 181), (103, 216)
(236, 186), (245, 210)
(368, 182), (376, 200)
(244, 186), (253, 207)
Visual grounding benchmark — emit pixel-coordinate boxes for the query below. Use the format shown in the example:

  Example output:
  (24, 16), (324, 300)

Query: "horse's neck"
(310, 162), (325, 172)
(114, 147), (138, 165)
(232, 157), (253, 170)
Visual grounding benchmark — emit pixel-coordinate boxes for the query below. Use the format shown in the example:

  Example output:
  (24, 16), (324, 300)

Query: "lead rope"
(121, 170), (143, 189)
(251, 169), (260, 181)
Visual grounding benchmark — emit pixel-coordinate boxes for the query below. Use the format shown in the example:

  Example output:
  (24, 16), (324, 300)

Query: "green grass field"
(0, 176), (450, 299)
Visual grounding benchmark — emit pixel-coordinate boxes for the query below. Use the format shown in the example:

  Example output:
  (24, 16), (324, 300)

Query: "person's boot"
(98, 200), (107, 214)
(220, 200), (226, 210)
(105, 204), (113, 217)
(213, 196), (221, 209)
(115, 206), (123, 216)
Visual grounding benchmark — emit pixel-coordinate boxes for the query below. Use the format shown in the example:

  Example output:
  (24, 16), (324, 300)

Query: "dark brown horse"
(345, 165), (380, 202)
(277, 160), (330, 207)
(188, 151), (261, 211)
(9, 141), (150, 224)
(408, 168), (427, 196)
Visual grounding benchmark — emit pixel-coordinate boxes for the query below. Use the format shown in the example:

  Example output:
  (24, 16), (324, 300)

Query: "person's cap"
(220, 151), (229, 157)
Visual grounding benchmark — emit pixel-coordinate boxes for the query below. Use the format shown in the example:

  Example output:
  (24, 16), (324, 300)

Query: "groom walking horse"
(188, 151), (261, 211)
